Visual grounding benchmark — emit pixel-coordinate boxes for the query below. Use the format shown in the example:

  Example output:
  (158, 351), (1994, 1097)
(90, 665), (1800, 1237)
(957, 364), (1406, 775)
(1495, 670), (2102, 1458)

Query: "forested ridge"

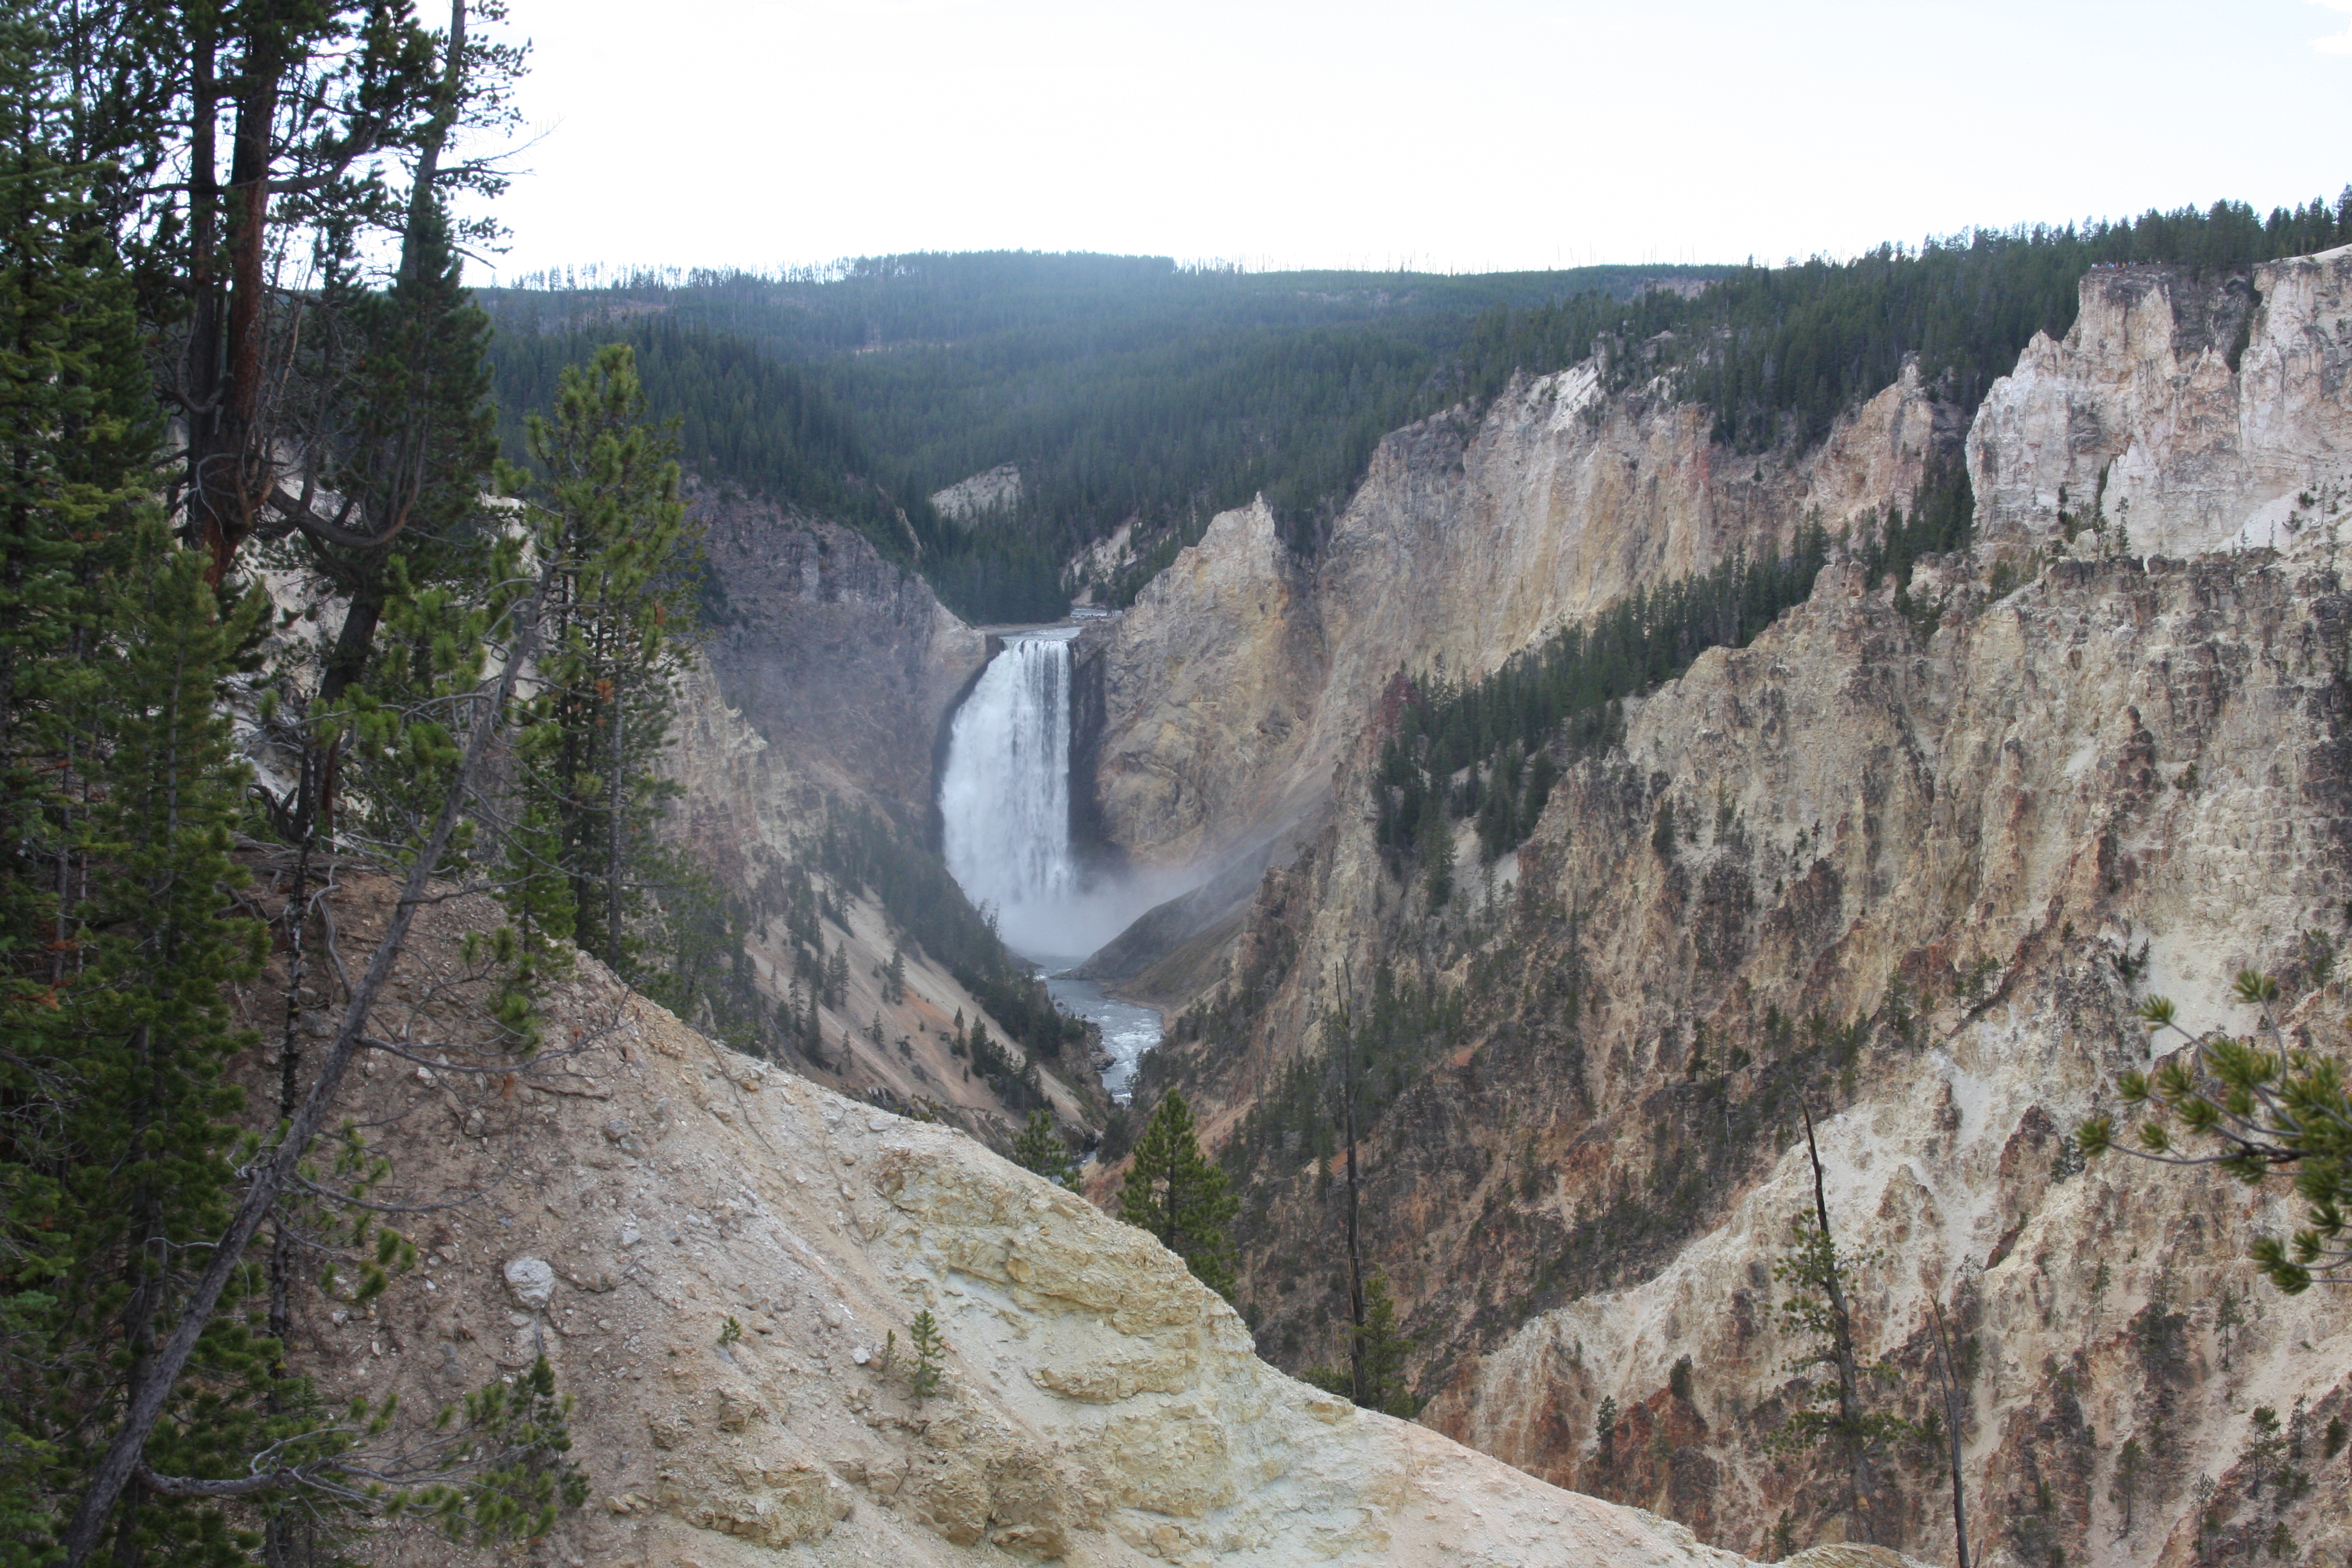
(484, 257), (1727, 619)
(488, 193), (2351, 624)
(1454, 194), (2352, 451)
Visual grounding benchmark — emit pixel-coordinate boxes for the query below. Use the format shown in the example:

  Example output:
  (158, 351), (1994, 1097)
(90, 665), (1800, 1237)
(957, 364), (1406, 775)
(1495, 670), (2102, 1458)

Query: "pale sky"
(474, 0), (2352, 281)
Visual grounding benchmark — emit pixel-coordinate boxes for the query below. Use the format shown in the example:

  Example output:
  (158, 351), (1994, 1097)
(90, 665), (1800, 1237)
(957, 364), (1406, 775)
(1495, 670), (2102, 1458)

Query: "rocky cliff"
(1091, 246), (2352, 1566)
(1971, 247), (2352, 559)
(1091, 353), (1961, 878)
(691, 481), (987, 830)
(267, 880), (1773, 1568)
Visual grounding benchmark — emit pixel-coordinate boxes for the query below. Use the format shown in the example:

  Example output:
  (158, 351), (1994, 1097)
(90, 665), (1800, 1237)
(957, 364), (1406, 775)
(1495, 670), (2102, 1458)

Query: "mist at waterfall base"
(939, 629), (1178, 1097)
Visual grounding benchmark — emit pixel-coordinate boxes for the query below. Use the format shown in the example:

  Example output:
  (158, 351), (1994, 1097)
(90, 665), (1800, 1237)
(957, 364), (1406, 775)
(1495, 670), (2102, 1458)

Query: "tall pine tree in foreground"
(505, 342), (696, 987)
(0, 13), (276, 1552)
(1119, 1091), (1239, 1300)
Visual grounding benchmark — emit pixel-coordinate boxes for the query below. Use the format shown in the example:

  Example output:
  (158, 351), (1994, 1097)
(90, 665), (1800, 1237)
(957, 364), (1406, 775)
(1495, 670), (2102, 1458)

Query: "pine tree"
(882, 944), (906, 1004)
(1012, 1109), (1079, 1191)
(51, 2), (524, 586)
(1118, 1091), (1239, 1299)
(1767, 1106), (1909, 1544)
(823, 944), (849, 1011)
(1302, 1268), (1416, 1416)
(506, 343), (694, 982)
(1419, 791), (1453, 909)
(0, 23), (276, 1546)
(0, 12), (593, 1560)
(1354, 1272), (1415, 1416)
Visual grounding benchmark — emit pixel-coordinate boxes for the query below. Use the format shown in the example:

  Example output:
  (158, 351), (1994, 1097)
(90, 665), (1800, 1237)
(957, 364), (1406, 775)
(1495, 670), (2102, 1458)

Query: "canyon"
(418, 246), (2352, 1565)
(1053, 246), (2352, 1566)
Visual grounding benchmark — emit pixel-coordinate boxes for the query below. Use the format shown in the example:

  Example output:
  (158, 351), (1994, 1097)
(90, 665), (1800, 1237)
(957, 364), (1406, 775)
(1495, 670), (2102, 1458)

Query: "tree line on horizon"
(483, 189), (2350, 626)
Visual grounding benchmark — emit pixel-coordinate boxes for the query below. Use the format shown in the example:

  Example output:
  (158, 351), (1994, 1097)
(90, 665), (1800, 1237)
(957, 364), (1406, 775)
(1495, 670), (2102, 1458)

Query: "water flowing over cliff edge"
(941, 629), (1083, 959)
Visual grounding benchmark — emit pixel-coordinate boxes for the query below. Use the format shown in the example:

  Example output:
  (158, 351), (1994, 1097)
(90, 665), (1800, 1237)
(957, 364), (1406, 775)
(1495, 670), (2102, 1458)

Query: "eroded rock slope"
(1091, 354), (1959, 875)
(270, 886), (1760, 1568)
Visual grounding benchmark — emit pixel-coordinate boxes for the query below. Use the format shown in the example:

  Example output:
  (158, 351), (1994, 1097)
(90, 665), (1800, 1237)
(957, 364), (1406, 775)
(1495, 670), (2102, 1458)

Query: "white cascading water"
(941, 623), (1171, 1099)
(939, 629), (1080, 958)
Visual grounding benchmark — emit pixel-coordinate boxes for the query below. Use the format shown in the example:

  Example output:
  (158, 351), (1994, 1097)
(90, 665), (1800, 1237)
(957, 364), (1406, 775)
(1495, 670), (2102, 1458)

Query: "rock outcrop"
(1971, 245), (2352, 559)
(271, 883), (1774, 1568)
(932, 463), (1024, 525)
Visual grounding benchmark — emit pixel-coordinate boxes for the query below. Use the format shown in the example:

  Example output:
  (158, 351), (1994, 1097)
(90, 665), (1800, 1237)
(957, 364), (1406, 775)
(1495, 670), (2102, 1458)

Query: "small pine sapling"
(908, 1309), (946, 1402)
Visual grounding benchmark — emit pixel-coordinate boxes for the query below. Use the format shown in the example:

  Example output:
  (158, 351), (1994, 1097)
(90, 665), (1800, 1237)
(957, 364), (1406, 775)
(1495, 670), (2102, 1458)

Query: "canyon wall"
(690, 482), (987, 829)
(1091, 354), (1961, 877)
(1096, 247), (2352, 1566)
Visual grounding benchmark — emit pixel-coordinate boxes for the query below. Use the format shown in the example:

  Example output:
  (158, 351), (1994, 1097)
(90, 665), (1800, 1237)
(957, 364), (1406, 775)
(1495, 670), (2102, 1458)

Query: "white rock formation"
(933, 463), (1025, 524)
(1970, 244), (2352, 558)
(501, 1256), (557, 1310)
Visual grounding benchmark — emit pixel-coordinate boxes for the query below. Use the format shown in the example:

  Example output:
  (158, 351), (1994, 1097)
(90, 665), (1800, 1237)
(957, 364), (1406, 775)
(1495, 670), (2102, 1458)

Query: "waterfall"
(940, 623), (1168, 1097)
(940, 630), (1079, 956)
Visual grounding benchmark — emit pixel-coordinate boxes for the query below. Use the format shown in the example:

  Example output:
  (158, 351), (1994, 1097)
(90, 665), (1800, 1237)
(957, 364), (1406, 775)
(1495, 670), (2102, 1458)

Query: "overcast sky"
(473, 0), (2352, 282)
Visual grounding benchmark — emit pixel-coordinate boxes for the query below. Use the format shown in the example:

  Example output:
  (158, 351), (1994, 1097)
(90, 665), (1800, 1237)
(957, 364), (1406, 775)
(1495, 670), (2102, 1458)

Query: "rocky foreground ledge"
(297, 889), (1779, 1567)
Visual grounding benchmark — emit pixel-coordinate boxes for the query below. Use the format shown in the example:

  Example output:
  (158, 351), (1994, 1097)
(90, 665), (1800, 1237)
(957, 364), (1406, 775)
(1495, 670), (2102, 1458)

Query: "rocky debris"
(501, 1257), (556, 1310)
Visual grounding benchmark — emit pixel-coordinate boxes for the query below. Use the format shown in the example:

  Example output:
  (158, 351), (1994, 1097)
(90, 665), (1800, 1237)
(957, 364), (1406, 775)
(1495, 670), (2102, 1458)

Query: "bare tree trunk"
(197, 30), (286, 584)
(1929, 1301), (1971, 1568)
(1802, 1103), (1872, 1543)
(181, 25), (222, 570)
(1342, 1007), (1364, 1406)
(262, 803), (319, 1568)
(606, 683), (624, 972)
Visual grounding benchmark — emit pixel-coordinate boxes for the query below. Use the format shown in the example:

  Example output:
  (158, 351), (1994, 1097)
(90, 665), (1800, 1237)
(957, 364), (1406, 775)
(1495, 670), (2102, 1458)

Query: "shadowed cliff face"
(1089, 250), (2352, 1566)
(690, 482), (987, 829)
